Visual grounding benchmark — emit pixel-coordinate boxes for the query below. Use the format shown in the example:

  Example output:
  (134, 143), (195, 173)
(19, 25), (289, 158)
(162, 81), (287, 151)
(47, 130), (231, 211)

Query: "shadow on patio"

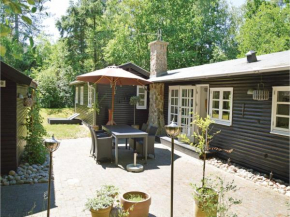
(99, 143), (182, 171)
(1, 182), (56, 217)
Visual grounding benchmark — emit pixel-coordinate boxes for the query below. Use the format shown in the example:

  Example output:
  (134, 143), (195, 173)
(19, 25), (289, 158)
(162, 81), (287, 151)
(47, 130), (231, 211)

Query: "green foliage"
(124, 194), (145, 202)
(129, 96), (141, 106)
(85, 184), (118, 211)
(22, 90), (47, 165)
(237, 1), (290, 56)
(96, 185), (119, 198)
(89, 91), (107, 115)
(84, 195), (114, 211)
(180, 115), (220, 188)
(191, 177), (242, 217)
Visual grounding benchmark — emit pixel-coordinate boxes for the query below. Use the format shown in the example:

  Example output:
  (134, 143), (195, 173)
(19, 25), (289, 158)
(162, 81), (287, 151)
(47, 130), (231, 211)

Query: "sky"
(43, 0), (246, 43)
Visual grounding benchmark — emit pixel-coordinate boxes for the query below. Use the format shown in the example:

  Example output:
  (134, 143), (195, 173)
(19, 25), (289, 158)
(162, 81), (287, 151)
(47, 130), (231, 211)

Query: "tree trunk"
(14, 14), (19, 41)
(93, 15), (97, 70)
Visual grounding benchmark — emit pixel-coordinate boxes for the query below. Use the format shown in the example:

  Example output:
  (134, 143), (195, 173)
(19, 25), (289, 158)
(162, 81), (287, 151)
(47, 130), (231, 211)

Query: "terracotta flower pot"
(90, 205), (112, 217)
(193, 188), (218, 217)
(120, 191), (151, 217)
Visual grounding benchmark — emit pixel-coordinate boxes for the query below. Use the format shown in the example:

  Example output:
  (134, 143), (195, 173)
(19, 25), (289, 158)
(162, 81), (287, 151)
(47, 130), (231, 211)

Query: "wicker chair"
(90, 126), (113, 163)
(136, 125), (158, 158)
(89, 126), (109, 156)
(128, 123), (148, 150)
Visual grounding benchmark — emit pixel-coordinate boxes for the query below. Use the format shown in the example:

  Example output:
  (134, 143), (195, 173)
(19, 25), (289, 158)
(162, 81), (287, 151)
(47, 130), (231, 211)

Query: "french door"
(168, 86), (195, 138)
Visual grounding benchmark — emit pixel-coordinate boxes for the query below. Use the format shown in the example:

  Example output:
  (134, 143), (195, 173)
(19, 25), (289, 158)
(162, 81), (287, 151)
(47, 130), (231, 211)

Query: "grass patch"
(40, 108), (90, 139)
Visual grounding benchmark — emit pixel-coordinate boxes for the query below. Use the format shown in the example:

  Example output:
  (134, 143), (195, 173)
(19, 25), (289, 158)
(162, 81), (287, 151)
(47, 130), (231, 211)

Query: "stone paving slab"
(1, 138), (289, 217)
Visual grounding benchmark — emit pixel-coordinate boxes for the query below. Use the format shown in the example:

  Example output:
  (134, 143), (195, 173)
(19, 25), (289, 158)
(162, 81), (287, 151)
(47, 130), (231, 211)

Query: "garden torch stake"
(170, 136), (174, 217)
(47, 151), (53, 217)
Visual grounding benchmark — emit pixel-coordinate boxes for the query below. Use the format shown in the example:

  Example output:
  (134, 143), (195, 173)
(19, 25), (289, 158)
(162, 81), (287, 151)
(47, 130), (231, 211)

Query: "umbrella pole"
(111, 82), (115, 125)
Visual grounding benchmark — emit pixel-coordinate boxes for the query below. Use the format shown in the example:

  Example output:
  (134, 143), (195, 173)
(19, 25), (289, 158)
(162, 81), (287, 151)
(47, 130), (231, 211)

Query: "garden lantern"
(165, 120), (182, 217)
(44, 135), (60, 217)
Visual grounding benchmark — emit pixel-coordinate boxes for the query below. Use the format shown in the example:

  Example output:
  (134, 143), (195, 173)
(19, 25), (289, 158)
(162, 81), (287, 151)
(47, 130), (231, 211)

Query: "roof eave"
(149, 65), (290, 83)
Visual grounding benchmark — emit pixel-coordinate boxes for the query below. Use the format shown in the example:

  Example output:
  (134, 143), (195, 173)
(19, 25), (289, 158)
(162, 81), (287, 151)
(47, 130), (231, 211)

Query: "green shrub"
(22, 89), (47, 164)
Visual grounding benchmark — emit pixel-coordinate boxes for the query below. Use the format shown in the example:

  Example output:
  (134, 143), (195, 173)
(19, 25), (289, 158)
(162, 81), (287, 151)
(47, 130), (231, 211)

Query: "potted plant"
(120, 191), (151, 217)
(189, 115), (220, 217)
(85, 194), (114, 217)
(129, 96), (141, 129)
(85, 184), (117, 217)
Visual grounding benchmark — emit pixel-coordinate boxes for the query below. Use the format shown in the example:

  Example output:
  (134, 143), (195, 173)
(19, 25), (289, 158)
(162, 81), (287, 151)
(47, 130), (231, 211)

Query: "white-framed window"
(209, 87), (233, 126)
(271, 86), (290, 136)
(75, 87), (79, 104)
(136, 86), (147, 109)
(88, 84), (95, 108)
(80, 86), (84, 105)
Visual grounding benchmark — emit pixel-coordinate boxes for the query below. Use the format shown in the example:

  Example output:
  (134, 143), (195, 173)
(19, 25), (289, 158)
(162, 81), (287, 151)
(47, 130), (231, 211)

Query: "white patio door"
(168, 86), (195, 138)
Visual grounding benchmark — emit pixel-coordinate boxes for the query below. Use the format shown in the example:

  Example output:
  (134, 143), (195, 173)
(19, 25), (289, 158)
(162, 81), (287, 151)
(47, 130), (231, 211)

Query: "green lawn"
(40, 108), (90, 140)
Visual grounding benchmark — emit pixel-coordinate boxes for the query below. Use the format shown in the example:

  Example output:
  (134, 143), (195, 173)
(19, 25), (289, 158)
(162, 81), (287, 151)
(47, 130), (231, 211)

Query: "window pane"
(222, 111), (230, 120)
(223, 91), (231, 100)
(212, 110), (219, 119)
(213, 91), (220, 99)
(182, 108), (186, 115)
(171, 98), (174, 105)
(139, 88), (145, 93)
(175, 107), (178, 114)
(223, 101), (230, 110)
(175, 90), (178, 97)
(139, 101), (144, 106)
(277, 91), (290, 102)
(213, 101), (219, 109)
(277, 104), (290, 116)
(276, 117), (289, 129)
(182, 89), (187, 97)
(175, 98), (178, 106)
(171, 90), (175, 97)
(140, 94), (145, 100)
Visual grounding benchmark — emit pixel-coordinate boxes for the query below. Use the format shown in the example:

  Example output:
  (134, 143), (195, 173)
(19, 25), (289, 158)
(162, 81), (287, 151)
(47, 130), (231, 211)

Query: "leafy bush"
(84, 195), (114, 211)
(22, 90), (47, 164)
(96, 185), (119, 198)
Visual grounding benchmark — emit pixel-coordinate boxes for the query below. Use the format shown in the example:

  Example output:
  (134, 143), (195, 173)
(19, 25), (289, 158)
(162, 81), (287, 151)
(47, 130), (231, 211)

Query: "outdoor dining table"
(102, 125), (148, 166)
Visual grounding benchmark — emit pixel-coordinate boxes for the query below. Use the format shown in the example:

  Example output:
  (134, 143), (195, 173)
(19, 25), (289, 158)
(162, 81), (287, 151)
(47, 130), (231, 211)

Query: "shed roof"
(149, 50), (290, 82)
(1, 61), (37, 88)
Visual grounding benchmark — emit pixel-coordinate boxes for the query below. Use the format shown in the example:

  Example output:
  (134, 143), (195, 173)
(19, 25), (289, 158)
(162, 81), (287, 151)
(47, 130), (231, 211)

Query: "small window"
(75, 87), (79, 104)
(271, 86), (290, 136)
(88, 84), (94, 108)
(136, 86), (147, 109)
(80, 86), (84, 105)
(209, 88), (233, 126)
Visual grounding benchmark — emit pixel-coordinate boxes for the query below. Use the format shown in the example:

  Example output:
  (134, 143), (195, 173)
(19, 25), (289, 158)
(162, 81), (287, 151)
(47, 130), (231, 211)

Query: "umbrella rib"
(95, 76), (104, 84)
(136, 79), (145, 86)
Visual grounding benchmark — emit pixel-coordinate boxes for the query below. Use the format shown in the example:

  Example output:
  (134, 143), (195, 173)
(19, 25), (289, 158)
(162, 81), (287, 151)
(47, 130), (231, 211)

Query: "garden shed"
(1, 61), (37, 174)
(70, 62), (150, 127)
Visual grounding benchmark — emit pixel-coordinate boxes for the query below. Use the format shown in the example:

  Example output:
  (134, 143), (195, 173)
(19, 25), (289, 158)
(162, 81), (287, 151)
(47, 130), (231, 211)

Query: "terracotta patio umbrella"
(76, 66), (151, 125)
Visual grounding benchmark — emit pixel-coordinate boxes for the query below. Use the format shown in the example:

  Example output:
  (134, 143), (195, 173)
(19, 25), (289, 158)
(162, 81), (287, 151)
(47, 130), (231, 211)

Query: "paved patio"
(1, 138), (289, 217)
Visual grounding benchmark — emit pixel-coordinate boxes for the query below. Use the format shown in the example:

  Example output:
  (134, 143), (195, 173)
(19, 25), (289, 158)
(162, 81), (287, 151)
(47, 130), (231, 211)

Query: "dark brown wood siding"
(1, 77), (17, 174)
(75, 83), (94, 125)
(163, 71), (289, 182)
(16, 85), (29, 165)
(96, 84), (149, 127)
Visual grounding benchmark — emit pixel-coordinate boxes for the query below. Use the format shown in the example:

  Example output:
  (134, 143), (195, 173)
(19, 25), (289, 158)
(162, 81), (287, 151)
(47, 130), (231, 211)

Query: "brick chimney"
(148, 40), (169, 78)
